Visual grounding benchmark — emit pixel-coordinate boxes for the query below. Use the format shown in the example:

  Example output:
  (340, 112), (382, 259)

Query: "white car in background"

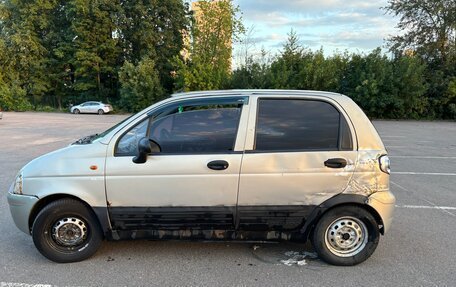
(70, 101), (113, 115)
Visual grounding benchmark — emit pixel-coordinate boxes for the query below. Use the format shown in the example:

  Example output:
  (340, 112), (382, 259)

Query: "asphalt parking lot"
(1, 112), (455, 287)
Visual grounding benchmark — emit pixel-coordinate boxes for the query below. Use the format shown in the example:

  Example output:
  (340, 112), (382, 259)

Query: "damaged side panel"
(343, 150), (389, 196)
(108, 205), (315, 241)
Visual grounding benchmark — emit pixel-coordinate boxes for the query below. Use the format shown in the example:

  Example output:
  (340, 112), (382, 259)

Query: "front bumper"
(7, 192), (39, 235)
(367, 191), (396, 234)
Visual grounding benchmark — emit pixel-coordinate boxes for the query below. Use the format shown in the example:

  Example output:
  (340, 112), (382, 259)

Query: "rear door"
(237, 96), (357, 232)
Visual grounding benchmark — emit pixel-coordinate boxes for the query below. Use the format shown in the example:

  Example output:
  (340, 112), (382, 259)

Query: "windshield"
(73, 114), (134, 145)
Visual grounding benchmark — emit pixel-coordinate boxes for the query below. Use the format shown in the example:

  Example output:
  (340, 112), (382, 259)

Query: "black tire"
(32, 198), (103, 263)
(97, 109), (104, 115)
(311, 206), (379, 266)
(73, 108), (80, 114)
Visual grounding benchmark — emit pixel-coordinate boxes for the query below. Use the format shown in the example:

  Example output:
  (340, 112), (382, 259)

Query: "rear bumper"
(7, 192), (39, 235)
(367, 191), (396, 234)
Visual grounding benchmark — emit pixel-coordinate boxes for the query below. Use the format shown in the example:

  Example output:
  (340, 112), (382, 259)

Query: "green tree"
(230, 49), (271, 89)
(174, 0), (244, 91)
(340, 49), (396, 118)
(43, 0), (76, 110)
(385, 0), (455, 64)
(69, 0), (120, 103)
(390, 55), (427, 118)
(0, 52), (30, 111)
(266, 31), (347, 92)
(446, 78), (456, 118)
(268, 30), (305, 89)
(118, 0), (189, 92)
(385, 0), (456, 118)
(119, 57), (164, 112)
(0, 0), (54, 108)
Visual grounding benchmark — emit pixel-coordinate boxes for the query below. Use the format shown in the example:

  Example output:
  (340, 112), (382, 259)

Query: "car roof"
(171, 89), (342, 99)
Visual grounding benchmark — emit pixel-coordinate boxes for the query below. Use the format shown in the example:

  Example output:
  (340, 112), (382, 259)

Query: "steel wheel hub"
(52, 217), (87, 246)
(325, 216), (368, 257)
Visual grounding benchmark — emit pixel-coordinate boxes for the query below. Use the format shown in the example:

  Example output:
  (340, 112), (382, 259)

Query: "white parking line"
(396, 205), (456, 210)
(0, 283), (52, 287)
(393, 172), (456, 176)
(391, 181), (456, 217)
(387, 146), (456, 149)
(390, 156), (456, 159)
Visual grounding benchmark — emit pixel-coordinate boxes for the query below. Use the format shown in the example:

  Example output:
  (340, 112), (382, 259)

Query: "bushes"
(119, 57), (164, 113)
(229, 37), (430, 119)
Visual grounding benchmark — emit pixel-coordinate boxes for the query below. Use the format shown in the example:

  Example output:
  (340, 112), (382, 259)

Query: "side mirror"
(132, 137), (161, 164)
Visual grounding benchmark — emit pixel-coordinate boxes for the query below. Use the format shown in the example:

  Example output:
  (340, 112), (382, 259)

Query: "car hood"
(21, 142), (107, 178)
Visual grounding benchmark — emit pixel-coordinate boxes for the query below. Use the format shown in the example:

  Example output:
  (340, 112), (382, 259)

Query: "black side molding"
(93, 206), (111, 235)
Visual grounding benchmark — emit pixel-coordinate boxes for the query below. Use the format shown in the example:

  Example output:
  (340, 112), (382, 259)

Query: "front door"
(105, 97), (249, 238)
(79, 102), (90, 113)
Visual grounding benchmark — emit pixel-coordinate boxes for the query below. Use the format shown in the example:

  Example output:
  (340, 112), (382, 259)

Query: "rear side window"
(255, 99), (352, 151)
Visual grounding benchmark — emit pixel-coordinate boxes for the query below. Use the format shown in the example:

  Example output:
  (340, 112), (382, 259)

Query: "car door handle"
(207, 160), (229, 170)
(324, 158), (347, 168)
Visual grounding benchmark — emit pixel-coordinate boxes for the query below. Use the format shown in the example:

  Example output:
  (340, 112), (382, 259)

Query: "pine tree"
(69, 0), (120, 103)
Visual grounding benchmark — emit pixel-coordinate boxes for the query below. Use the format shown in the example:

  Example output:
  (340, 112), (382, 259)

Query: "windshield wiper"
(73, 134), (99, 145)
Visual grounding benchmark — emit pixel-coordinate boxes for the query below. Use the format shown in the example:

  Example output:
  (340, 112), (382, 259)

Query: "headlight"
(12, 173), (23, 194)
(379, 155), (390, 174)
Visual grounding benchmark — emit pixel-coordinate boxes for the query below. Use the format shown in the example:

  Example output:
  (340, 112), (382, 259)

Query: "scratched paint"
(343, 150), (389, 196)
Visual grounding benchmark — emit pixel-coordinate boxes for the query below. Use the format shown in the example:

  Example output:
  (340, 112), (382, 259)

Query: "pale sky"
(231, 0), (400, 64)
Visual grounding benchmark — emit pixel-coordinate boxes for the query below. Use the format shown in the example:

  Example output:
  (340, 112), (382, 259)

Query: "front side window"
(149, 104), (241, 153)
(115, 99), (244, 155)
(116, 119), (149, 155)
(255, 99), (350, 151)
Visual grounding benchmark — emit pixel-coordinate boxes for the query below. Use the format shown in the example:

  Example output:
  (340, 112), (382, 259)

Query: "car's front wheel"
(32, 198), (103, 263)
(73, 108), (80, 114)
(97, 109), (104, 115)
(311, 206), (379, 266)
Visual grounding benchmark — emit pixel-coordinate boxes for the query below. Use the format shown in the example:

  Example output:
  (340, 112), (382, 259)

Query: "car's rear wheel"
(311, 206), (379, 266)
(97, 109), (104, 115)
(32, 198), (103, 263)
(73, 108), (80, 114)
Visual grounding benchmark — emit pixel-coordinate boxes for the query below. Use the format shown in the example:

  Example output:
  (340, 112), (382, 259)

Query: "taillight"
(379, 155), (390, 174)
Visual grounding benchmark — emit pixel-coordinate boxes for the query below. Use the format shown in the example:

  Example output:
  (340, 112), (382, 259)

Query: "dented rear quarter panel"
(336, 95), (389, 196)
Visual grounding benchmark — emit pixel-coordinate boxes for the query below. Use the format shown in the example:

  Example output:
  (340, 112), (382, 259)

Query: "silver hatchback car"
(8, 90), (394, 265)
